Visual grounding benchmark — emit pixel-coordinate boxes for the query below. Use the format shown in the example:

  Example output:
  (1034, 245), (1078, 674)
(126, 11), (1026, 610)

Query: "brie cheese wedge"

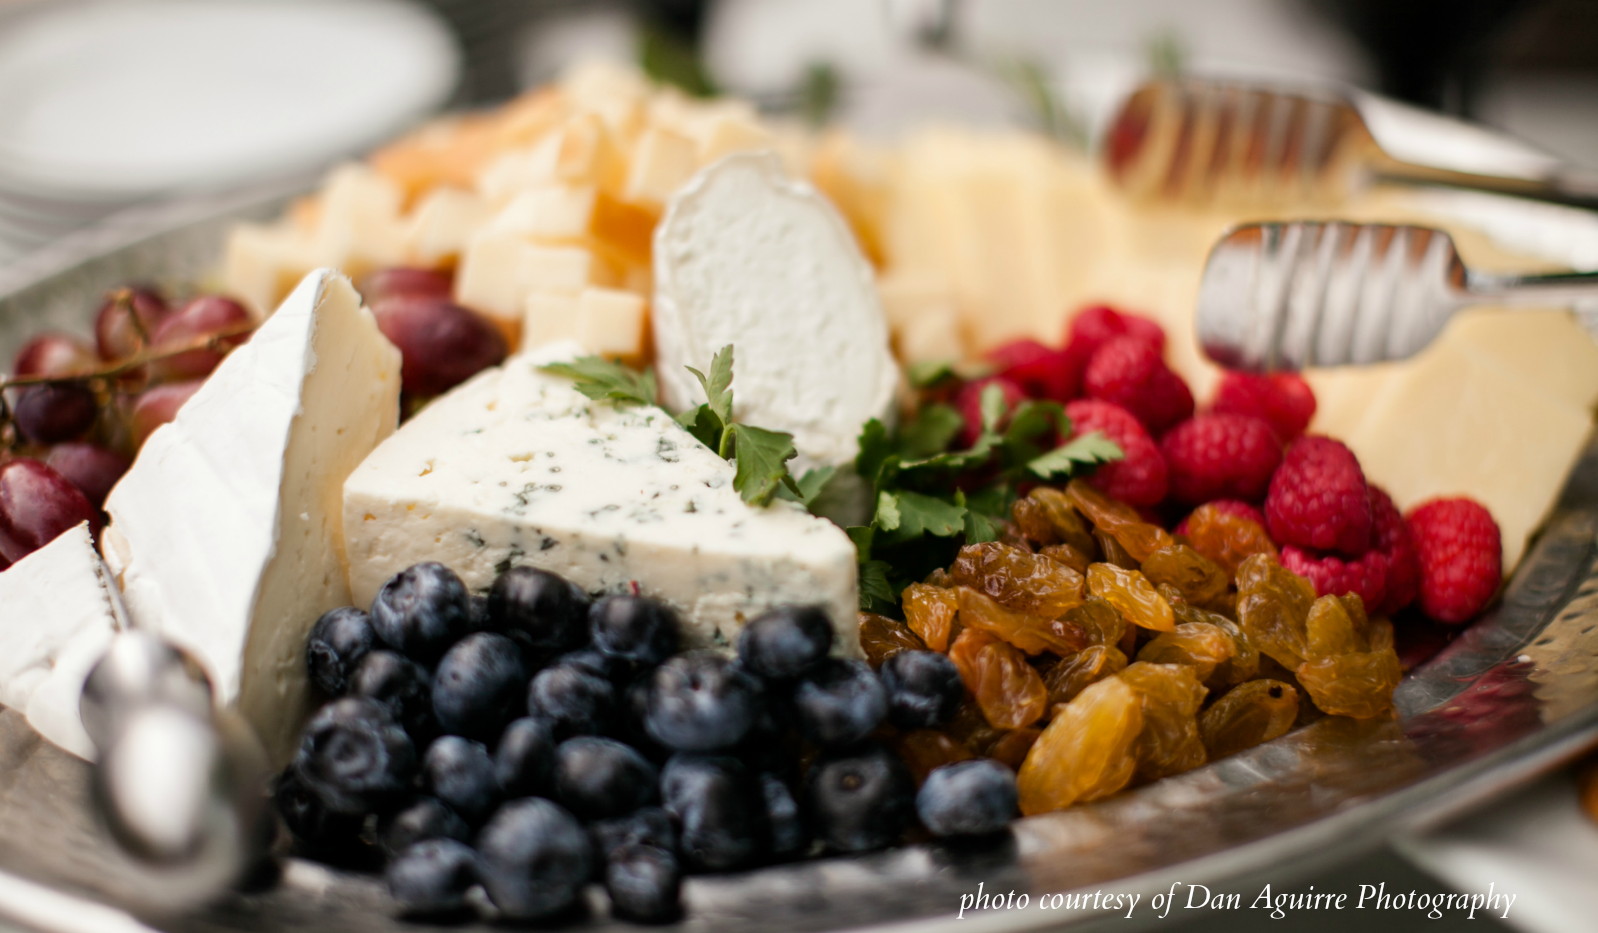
(652, 153), (899, 472)
(103, 270), (402, 764)
(0, 521), (126, 760)
(343, 342), (861, 655)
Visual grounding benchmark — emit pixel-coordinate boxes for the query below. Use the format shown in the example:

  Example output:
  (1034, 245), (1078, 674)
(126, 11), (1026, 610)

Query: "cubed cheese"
(103, 270), (402, 765)
(311, 164), (408, 274)
(455, 231), (620, 323)
(0, 522), (126, 760)
(222, 223), (318, 319)
(343, 342), (860, 655)
(405, 187), (492, 267)
(523, 287), (647, 362)
(653, 153), (899, 470)
(623, 127), (698, 212)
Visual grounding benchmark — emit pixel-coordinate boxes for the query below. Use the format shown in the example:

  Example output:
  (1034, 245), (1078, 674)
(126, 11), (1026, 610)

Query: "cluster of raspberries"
(972, 305), (1502, 624)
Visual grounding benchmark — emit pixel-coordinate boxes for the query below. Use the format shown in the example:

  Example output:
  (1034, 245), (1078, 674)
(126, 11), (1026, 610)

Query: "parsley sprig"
(850, 383), (1123, 612)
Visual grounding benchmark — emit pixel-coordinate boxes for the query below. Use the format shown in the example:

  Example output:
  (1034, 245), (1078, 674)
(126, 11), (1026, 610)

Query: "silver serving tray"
(1, 182), (1597, 933)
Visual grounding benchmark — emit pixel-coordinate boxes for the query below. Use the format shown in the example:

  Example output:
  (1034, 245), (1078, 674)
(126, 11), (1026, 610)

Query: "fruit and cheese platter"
(1, 60), (1597, 933)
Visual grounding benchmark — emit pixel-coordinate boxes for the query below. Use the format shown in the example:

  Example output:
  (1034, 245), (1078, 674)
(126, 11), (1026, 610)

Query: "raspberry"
(1212, 371), (1317, 442)
(1175, 499), (1267, 536)
(1064, 399), (1167, 507)
(1063, 305), (1166, 355)
(1281, 545), (1389, 611)
(1159, 414), (1282, 505)
(954, 376), (1026, 448)
(1082, 337), (1194, 436)
(1370, 486), (1419, 616)
(1405, 497), (1502, 623)
(1264, 436), (1371, 556)
(985, 339), (1077, 401)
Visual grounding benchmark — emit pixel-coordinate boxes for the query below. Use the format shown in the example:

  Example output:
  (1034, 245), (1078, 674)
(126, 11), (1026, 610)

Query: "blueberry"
(605, 844), (681, 923)
(879, 650), (964, 730)
(495, 717), (556, 797)
(274, 769), (362, 855)
(660, 754), (765, 872)
(916, 759), (1017, 837)
(378, 797), (472, 859)
(431, 632), (528, 742)
(476, 798), (592, 920)
(737, 606), (832, 681)
(590, 596), (678, 668)
(790, 658), (887, 748)
(759, 772), (806, 858)
(349, 650), (435, 740)
(487, 567), (589, 652)
(642, 651), (762, 752)
(423, 736), (500, 825)
(468, 593), (490, 631)
(305, 606), (375, 696)
(806, 742), (914, 852)
(556, 648), (628, 683)
(370, 562), (472, 664)
(554, 737), (658, 821)
(385, 839), (478, 916)
(293, 697), (416, 814)
(526, 665), (616, 739)
(589, 807), (676, 865)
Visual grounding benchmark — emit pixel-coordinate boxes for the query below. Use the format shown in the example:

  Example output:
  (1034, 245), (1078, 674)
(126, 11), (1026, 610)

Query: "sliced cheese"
(0, 522), (126, 760)
(343, 342), (860, 655)
(103, 270), (402, 765)
(653, 153), (899, 470)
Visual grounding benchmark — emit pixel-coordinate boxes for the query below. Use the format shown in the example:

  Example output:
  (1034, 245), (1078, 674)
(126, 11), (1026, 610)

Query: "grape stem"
(0, 322), (256, 391)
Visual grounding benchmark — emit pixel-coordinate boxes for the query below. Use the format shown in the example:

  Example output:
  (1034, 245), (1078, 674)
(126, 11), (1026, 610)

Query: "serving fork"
(1104, 78), (1598, 209)
(1196, 221), (1598, 372)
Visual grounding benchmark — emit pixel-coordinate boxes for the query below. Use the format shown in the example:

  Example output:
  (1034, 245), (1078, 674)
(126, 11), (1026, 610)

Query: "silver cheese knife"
(1196, 220), (1598, 372)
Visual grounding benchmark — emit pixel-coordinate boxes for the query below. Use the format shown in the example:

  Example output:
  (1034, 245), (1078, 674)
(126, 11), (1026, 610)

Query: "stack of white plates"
(0, 0), (461, 265)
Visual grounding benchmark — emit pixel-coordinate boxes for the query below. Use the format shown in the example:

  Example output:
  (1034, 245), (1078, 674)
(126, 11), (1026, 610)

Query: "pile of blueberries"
(278, 562), (1020, 923)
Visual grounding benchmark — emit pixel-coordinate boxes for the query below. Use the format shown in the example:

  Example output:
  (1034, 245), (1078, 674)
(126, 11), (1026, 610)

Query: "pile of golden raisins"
(859, 479), (1403, 817)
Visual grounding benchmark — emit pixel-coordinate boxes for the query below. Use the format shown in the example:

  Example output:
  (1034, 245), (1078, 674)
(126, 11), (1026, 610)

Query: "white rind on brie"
(103, 270), (402, 765)
(343, 342), (861, 655)
(652, 153), (899, 472)
(0, 521), (127, 760)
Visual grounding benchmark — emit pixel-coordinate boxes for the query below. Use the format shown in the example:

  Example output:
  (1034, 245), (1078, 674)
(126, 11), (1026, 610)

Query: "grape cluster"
(284, 562), (1012, 922)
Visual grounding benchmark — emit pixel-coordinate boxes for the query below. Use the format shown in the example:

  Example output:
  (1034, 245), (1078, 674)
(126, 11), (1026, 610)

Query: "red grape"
(361, 267), (452, 305)
(131, 379), (204, 447)
(45, 442), (131, 508)
(14, 381), (98, 443)
(14, 333), (97, 378)
(150, 296), (252, 380)
(372, 296), (507, 396)
(0, 458), (100, 563)
(95, 287), (170, 361)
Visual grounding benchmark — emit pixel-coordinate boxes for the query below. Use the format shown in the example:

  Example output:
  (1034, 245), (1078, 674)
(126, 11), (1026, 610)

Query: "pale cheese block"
(103, 270), (402, 765)
(0, 522), (127, 760)
(455, 231), (620, 323)
(623, 127), (699, 212)
(310, 164), (407, 276)
(343, 342), (860, 654)
(222, 222), (319, 319)
(405, 187), (492, 267)
(653, 153), (899, 471)
(524, 287), (648, 362)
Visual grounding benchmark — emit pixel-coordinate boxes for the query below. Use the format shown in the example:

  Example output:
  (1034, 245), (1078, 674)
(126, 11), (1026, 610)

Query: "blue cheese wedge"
(102, 270), (401, 765)
(342, 342), (860, 654)
(0, 521), (127, 760)
(652, 153), (899, 472)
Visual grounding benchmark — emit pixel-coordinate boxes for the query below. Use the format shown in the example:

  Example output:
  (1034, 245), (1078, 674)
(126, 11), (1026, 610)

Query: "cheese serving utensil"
(1104, 78), (1598, 209)
(1196, 220), (1598, 371)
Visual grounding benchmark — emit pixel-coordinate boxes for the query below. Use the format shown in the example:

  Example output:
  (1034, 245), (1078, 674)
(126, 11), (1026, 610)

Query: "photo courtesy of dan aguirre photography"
(3, 0), (1598, 931)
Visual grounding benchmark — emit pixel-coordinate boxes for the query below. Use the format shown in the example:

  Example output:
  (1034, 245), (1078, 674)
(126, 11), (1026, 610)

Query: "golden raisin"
(1062, 596), (1127, 648)
(1141, 544), (1229, 608)
(859, 612), (927, 668)
(1200, 679), (1299, 759)
(1094, 529), (1140, 569)
(998, 522), (1036, 552)
(1235, 554), (1317, 669)
(1014, 487), (1097, 553)
(950, 541), (1086, 617)
(893, 729), (976, 784)
(924, 567), (955, 587)
(987, 728), (1042, 771)
(1296, 651), (1400, 720)
(1118, 662), (1208, 783)
(946, 699), (1006, 755)
(1182, 503), (1279, 578)
(902, 583), (959, 652)
(1040, 542), (1093, 575)
(947, 629), (1049, 729)
(1043, 644), (1128, 707)
(1087, 563), (1175, 632)
(1305, 593), (1365, 659)
(956, 587), (1090, 656)
(1017, 676), (1143, 815)
(1066, 479), (1174, 561)
(1136, 622), (1235, 682)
